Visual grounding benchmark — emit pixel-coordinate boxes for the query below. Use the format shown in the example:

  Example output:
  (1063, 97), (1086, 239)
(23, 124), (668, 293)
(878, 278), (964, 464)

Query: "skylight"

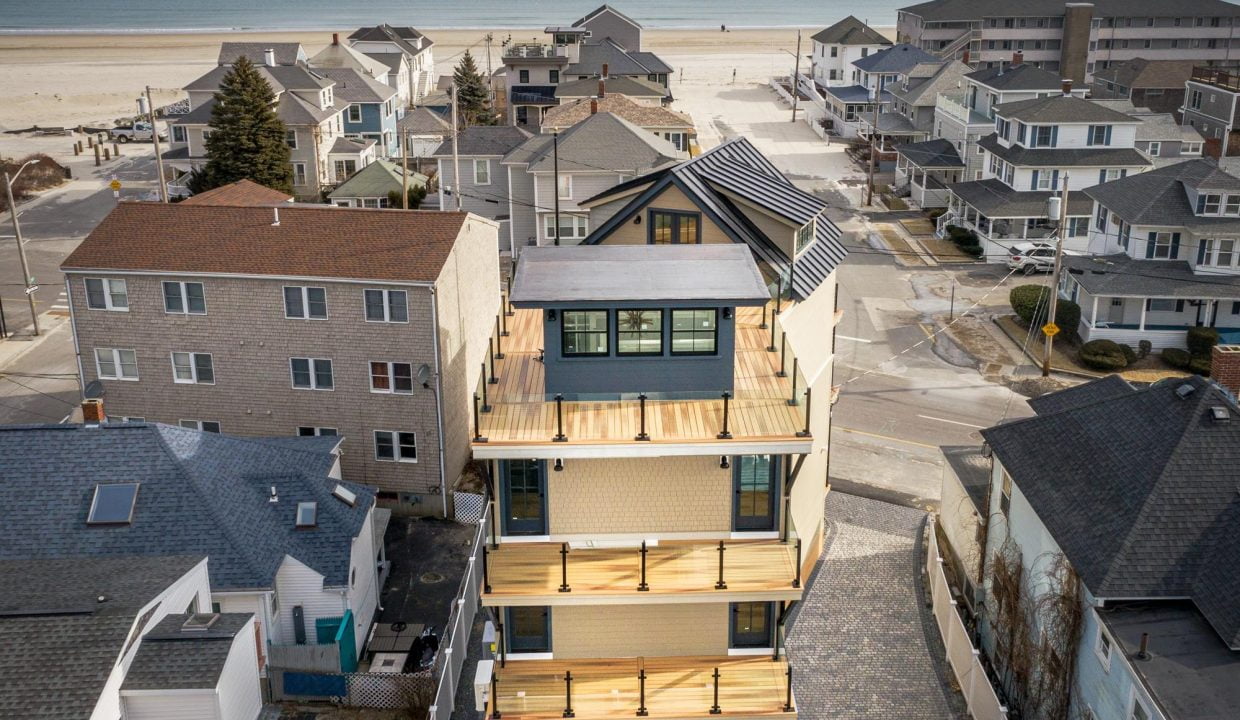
(87, 483), (140, 525)
(296, 501), (317, 528)
(332, 484), (357, 507)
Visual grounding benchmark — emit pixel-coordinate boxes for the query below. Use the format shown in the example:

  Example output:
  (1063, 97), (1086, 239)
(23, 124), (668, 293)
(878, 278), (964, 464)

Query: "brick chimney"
(82, 399), (104, 425)
(1212, 345), (1240, 397)
(962, 48), (971, 65)
(602, 63), (609, 79)
(590, 98), (598, 114)
(1062, 78), (1073, 96)
(598, 78), (605, 98)
(1012, 50), (1023, 65)
(332, 32), (339, 45)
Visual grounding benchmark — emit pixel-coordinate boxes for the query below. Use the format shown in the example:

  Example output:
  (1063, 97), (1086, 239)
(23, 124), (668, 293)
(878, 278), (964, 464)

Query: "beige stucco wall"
(544, 457), (733, 536)
(596, 186), (732, 245)
(551, 603), (729, 658)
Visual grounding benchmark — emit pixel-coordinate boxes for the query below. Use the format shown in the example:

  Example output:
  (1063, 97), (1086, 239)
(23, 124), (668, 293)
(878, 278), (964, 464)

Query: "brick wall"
(551, 603), (729, 658)
(1212, 345), (1240, 397)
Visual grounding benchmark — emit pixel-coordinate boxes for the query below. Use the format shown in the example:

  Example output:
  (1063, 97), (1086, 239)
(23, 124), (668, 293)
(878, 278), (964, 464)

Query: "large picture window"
(648, 209), (701, 244)
(561, 310), (609, 356)
(616, 309), (662, 355)
(670, 309), (718, 355)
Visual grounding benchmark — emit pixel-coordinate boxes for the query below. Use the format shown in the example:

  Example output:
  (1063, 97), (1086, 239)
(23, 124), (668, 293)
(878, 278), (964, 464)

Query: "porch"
(488, 655), (795, 720)
(937, 180), (1094, 260)
(895, 139), (964, 210)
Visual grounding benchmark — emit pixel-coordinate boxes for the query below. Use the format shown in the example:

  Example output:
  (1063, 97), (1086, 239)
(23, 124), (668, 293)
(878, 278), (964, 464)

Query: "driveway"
(787, 492), (967, 719)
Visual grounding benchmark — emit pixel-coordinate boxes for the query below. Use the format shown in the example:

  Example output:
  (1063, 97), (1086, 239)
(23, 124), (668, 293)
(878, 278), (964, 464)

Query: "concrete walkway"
(786, 492), (967, 719)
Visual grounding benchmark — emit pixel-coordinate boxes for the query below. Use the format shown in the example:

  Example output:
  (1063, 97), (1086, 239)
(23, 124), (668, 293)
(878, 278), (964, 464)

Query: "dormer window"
(1017, 122), (1027, 144)
(996, 117), (1011, 141)
(1198, 193), (1222, 214)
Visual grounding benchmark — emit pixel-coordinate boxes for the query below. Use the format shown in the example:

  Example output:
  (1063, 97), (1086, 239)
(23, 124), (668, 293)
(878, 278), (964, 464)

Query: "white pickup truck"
(109, 121), (167, 143)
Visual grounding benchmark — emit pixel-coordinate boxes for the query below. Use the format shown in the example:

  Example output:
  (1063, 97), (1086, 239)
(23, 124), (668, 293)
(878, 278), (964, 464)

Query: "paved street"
(787, 492), (967, 719)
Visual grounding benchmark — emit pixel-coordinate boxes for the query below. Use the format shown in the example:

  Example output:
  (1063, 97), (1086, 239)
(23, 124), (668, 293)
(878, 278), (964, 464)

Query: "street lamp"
(3, 159), (41, 336)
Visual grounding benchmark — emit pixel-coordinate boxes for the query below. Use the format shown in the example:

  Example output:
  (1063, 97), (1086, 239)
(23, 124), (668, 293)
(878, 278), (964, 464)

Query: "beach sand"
(0, 26), (894, 131)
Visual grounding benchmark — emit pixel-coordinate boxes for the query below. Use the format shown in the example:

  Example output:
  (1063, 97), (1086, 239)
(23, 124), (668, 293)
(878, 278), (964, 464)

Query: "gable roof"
(888, 60), (969, 107)
(981, 375), (1240, 649)
(1093, 57), (1198, 89)
(508, 111), (682, 173)
(63, 203), (470, 284)
(1027, 374), (1136, 415)
(217, 42), (304, 66)
(328, 159), (428, 200)
(995, 95), (1140, 124)
(581, 137), (847, 300)
(811, 16), (893, 46)
(348, 25), (433, 56)
(568, 38), (671, 77)
(0, 423), (373, 591)
(574, 5), (641, 30)
(432, 125), (532, 157)
(966, 62), (1064, 92)
(896, 138), (964, 168)
(852, 43), (939, 74)
(399, 106), (451, 135)
(555, 74), (668, 98)
(541, 94), (693, 132)
(1083, 159), (1240, 230)
(308, 40), (391, 78)
(181, 179), (293, 206)
(316, 67), (397, 103)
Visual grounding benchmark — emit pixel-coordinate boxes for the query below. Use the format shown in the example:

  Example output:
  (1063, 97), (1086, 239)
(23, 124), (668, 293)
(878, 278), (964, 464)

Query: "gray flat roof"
(510, 245), (770, 305)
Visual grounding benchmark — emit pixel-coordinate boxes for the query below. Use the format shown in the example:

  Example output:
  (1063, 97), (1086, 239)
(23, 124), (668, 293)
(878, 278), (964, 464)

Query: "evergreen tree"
(452, 50), (493, 126)
(199, 56), (294, 194)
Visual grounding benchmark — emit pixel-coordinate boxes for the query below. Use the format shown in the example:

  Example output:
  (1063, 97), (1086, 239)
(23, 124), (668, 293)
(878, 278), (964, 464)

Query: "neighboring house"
(60, 202), (501, 516)
(0, 555), (262, 720)
(554, 74), (669, 105)
(938, 93), (1152, 258)
(398, 106), (452, 160)
(180, 178), (294, 206)
(820, 43), (938, 138)
(502, 5), (673, 128)
(0, 418), (381, 667)
(540, 93), (695, 154)
(433, 125), (533, 250)
(309, 33), (393, 85)
(1066, 158), (1240, 349)
(1182, 66), (1240, 159)
(475, 242), (838, 720)
(1091, 58), (1199, 116)
(809, 15), (893, 87)
(347, 24), (435, 104)
(328, 158), (428, 208)
(895, 138), (966, 208)
(865, 58), (970, 151)
(974, 371), (1240, 720)
(318, 67), (399, 157)
(897, 0), (1240, 83)
(1131, 111), (1206, 164)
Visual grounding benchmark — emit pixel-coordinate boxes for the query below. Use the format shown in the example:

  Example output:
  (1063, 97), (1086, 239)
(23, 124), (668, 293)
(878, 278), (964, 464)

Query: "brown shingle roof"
(541, 94), (694, 132)
(179, 179), (293, 206)
(63, 203), (470, 284)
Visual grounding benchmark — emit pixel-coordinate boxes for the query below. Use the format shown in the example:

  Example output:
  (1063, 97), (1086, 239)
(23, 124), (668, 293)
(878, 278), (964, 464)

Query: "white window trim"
(170, 351), (214, 385)
(363, 289), (410, 324)
(85, 277), (129, 311)
(286, 130), (298, 149)
(283, 285), (329, 320)
(292, 162), (308, 186)
(558, 174), (572, 200)
(94, 348), (139, 381)
(179, 419), (222, 432)
(542, 214), (589, 241)
(1127, 686), (1153, 720)
(1093, 619), (1113, 672)
(163, 281), (207, 315)
(474, 158), (492, 186)
(347, 104), (362, 123)
(297, 426), (338, 436)
(369, 361), (415, 394)
(373, 429), (418, 463)
(1146, 141), (1160, 157)
(289, 357), (335, 391)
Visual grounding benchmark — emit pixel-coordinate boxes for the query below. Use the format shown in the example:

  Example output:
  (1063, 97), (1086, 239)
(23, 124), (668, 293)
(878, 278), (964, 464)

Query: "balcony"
(488, 656), (795, 720)
(504, 44), (566, 60)
(935, 93), (990, 127)
(471, 304), (813, 458)
(481, 538), (803, 606)
(1191, 66), (1240, 92)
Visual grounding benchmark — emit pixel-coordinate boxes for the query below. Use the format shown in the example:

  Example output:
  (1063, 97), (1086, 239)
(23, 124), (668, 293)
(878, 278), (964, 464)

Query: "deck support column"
(1091, 295), (1099, 328)
(1139, 299), (1147, 331)
(717, 392), (733, 440)
(635, 394), (650, 441)
(553, 394), (568, 442)
(710, 668), (722, 715)
(715, 541), (728, 589)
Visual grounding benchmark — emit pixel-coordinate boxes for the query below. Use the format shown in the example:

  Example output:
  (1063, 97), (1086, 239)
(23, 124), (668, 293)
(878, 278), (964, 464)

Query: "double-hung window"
(171, 352), (214, 384)
(347, 104), (362, 123)
(95, 348), (138, 380)
(1087, 125), (1109, 145)
(616, 309), (662, 355)
(670, 309), (718, 355)
(1032, 125), (1054, 147)
(557, 174), (572, 199)
(1095, 623), (1113, 671)
(1146, 141), (1161, 157)
(180, 419), (221, 433)
(1150, 232), (1175, 258)
(1199, 193), (1223, 214)
(285, 130), (298, 149)
(543, 214), (588, 241)
(474, 159), (491, 185)
(1205, 238), (1236, 267)
(1226, 195), (1240, 215)
(284, 286), (328, 319)
(292, 163), (308, 186)
(374, 430), (417, 462)
(163, 281), (206, 315)
(290, 358), (334, 390)
(561, 310), (609, 356)
(84, 278), (128, 311)
(364, 289), (408, 322)
(1000, 471), (1012, 515)
(370, 361), (414, 393)
(297, 426), (338, 437)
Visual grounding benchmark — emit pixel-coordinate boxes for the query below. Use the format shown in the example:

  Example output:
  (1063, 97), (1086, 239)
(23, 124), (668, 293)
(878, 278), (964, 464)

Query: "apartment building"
(60, 201), (501, 516)
(897, 0), (1240, 84)
(475, 243), (837, 720)
(1182, 66), (1240, 158)
(809, 15), (893, 87)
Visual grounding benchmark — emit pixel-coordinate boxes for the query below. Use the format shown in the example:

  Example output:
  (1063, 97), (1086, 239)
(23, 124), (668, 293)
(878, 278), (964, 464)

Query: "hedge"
(1008, 284), (1080, 335)
(1079, 339), (1129, 370)
(1010, 285), (1046, 323)
(1186, 326), (1220, 357)
(1162, 347), (1191, 369)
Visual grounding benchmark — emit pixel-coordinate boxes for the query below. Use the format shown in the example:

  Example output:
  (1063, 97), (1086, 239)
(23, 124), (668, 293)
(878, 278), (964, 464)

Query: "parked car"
(110, 122), (166, 143)
(1007, 242), (1056, 274)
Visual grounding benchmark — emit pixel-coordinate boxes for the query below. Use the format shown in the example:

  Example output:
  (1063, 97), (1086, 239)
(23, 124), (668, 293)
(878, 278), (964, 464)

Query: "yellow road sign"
(109, 179), (122, 191)
(1042, 322), (1060, 337)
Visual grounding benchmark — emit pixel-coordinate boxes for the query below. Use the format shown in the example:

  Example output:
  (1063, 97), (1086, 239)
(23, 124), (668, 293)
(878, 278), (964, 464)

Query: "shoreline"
(0, 23), (894, 36)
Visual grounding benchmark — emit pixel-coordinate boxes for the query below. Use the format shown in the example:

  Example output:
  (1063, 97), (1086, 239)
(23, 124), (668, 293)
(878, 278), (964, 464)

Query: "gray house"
(433, 125), (533, 248)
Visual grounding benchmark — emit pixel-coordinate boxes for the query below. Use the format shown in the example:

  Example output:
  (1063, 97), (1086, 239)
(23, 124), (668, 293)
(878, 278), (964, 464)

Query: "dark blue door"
(733, 455), (778, 531)
(502, 460), (547, 535)
(505, 606), (551, 652)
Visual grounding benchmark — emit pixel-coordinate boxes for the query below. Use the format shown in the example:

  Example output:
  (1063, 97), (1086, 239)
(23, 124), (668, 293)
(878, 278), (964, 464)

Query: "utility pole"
(865, 88), (879, 207)
(791, 30), (802, 123)
(483, 33), (495, 103)
(400, 129), (410, 209)
(144, 87), (169, 203)
(552, 132), (561, 246)
(1042, 173), (1070, 377)
(451, 83), (462, 211)
(4, 171), (40, 336)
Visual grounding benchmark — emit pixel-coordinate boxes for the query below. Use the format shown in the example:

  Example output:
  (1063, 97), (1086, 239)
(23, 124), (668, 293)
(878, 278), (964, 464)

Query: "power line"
(0, 374), (79, 408)
(0, 395), (67, 423)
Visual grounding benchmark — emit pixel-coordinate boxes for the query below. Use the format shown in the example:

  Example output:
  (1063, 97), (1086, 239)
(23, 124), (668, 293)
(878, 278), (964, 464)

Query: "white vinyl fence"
(925, 517), (1009, 720)
(428, 502), (489, 720)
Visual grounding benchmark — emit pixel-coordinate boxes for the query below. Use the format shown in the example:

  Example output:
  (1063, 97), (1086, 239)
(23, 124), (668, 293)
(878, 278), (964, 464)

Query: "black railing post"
(717, 392), (733, 440)
(559, 543), (571, 592)
(553, 394), (568, 442)
(489, 341), (499, 384)
(473, 394), (488, 442)
(709, 668), (721, 714)
(481, 363), (493, 412)
(777, 333), (788, 377)
(767, 315), (778, 352)
(775, 275), (784, 314)
(500, 309), (509, 337)
(495, 318), (506, 357)
(497, 621), (506, 668)
(492, 672), (502, 719)
(637, 663), (648, 717)
(638, 541), (649, 591)
(783, 666), (795, 712)
(490, 499), (499, 550)
(715, 541), (727, 589)
(794, 538), (802, 588)
(482, 545), (492, 593)
(787, 358), (799, 406)
(563, 671), (575, 718)
(760, 304), (768, 330)
(796, 387), (812, 438)
(635, 394), (650, 441)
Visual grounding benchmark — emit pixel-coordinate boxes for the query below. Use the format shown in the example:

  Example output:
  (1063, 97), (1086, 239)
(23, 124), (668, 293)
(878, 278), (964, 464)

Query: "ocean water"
(0, 0), (906, 33)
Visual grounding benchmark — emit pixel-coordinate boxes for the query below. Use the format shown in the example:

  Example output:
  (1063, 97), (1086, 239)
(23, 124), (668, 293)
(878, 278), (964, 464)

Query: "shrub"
(1010, 285), (1046, 323)
(1189, 355), (1213, 376)
(1162, 347), (1191, 369)
(1186, 326), (1220, 357)
(1046, 299), (1081, 340)
(1137, 340), (1152, 359)
(1118, 343), (1138, 365)
(1079, 339), (1129, 370)
(928, 208), (946, 220)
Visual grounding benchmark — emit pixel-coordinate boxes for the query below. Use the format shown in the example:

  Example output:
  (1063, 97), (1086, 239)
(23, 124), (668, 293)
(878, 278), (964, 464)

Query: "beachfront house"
(809, 15), (892, 87)
(1064, 158), (1240, 349)
(317, 67), (399, 158)
(347, 24), (435, 106)
(820, 43), (937, 139)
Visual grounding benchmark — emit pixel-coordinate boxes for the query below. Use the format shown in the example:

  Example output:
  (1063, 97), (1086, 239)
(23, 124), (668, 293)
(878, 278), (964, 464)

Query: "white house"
(347, 24), (436, 105)
(809, 15), (893, 87)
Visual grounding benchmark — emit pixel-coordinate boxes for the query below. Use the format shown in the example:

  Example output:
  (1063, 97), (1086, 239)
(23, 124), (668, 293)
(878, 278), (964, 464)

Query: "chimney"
(602, 63), (609, 79)
(1212, 345), (1240, 397)
(264, 48), (276, 67)
(598, 78), (605, 98)
(962, 48), (970, 65)
(590, 98), (598, 114)
(332, 32), (339, 46)
(82, 399), (104, 425)
(1136, 633), (1151, 661)
(272, 207), (280, 226)
(1062, 78), (1073, 96)
(1013, 50), (1023, 65)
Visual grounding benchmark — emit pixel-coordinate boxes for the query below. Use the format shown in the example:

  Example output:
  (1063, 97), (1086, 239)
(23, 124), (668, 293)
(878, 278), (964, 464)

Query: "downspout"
(312, 124), (323, 198)
(65, 276), (85, 405)
(430, 286), (449, 518)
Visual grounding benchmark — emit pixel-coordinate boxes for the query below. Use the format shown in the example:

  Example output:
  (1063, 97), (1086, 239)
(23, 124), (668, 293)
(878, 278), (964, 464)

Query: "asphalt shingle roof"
(432, 125), (532, 157)
(541, 94), (693, 132)
(1062, 254), (1240, 299)
(852, 43), (939, 74)
(347, 25), (432, 56)
(511, 111), (682, 173)
(966, 63), (1064, 92)
(950, 177), (1094, 217)
(567, 39), (671, 77)
(995, 95), (1139, 124)
(981, 375), (1240, 649)
(555, 75), (668, 98)
(1093, 58), (1199, 90)
(897, 138), (964, 168)
(181, 179), (293, 206)
(327, 159), (427, 200)
(1083, 159), (1240, 230)
(217, 42), (304, 66)
(398, 106), (451, 135)
(574, 5), (642, 31)
(887, 60), (969, 107)
(122, 613), (253, 691)
(979, 133), (1151, 168)
(1028, 374), (1136, 415)
(316, 67), (396, 103)
(811, 16), (893, 46)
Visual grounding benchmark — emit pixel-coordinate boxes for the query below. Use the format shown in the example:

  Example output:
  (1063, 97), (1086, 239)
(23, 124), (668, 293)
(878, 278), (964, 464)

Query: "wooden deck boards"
(483, 540), (799, 601)
(479, 306), (806, 446)
(492, 656), (794, 720)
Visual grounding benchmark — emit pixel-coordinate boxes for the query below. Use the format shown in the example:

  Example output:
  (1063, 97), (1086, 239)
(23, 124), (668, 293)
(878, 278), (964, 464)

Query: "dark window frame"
(647, 208), (702, 244)
(615, 308), (664, 356)
(560, 309), (610, 357)
(670, 308), (719, 356)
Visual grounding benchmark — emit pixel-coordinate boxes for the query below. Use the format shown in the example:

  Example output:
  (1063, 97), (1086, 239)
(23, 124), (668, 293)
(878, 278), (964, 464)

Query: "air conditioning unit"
(474, 659), (495, 711)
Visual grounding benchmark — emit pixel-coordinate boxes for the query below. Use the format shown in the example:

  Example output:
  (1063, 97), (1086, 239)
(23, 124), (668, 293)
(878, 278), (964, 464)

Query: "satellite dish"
(83, 380), (105, 400)
(416, 364), (432, 388)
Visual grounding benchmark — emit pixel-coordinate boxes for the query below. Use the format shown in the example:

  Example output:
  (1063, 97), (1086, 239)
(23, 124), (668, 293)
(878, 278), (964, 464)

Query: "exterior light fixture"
(547, 309), (557, 321)
(554, 458), (565, 472)
(719, 456), (730, 469)
(722, 307), (733, 320)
